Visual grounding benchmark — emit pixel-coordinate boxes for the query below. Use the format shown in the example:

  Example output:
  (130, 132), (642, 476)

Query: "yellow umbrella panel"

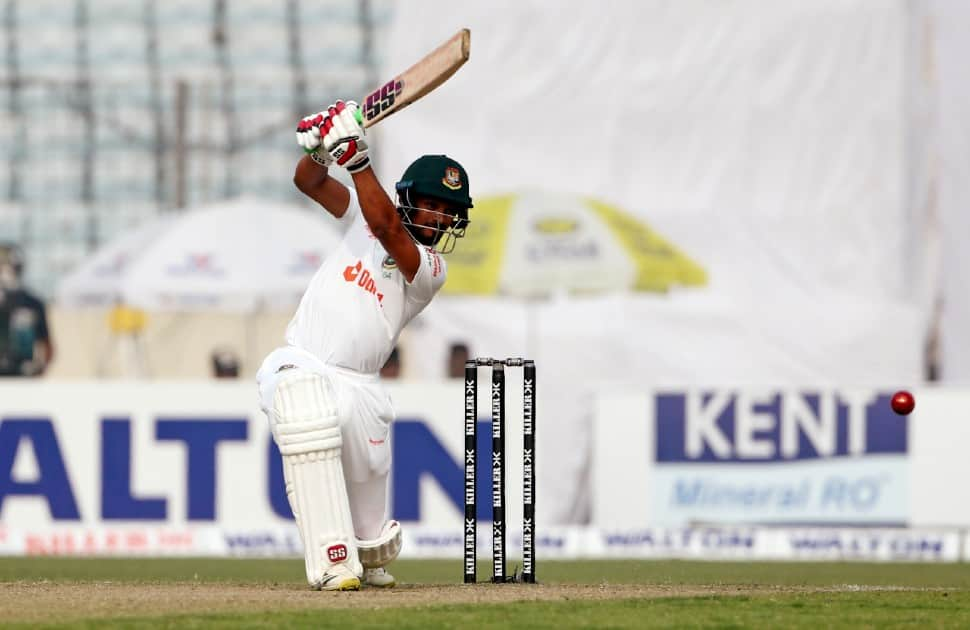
(441, 191), (707, 297)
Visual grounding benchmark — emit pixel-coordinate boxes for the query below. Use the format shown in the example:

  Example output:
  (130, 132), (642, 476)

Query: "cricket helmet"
(395, 154), (473, 209)
(395, 155), (472, 253)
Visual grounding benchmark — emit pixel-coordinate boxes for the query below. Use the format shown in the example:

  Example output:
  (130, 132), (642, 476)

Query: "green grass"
(2, 557), (969, 588)
(14, 592), (970, 630)
(3, 558), (969, 628)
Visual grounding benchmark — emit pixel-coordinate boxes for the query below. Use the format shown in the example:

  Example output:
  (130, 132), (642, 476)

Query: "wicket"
(464, 357), (536, 584)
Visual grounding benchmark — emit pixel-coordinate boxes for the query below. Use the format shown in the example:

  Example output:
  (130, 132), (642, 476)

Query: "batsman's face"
(409, 195), (461, 245)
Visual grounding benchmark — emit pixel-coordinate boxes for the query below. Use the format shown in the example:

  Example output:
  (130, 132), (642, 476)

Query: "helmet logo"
(442, 166), (462, 190)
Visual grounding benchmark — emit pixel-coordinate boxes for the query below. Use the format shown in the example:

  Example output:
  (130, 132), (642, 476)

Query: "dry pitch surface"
(2, 559), (968, 627)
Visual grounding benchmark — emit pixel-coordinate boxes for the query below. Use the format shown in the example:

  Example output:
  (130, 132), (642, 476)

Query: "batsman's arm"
(350, 168), (421, 282)
(293, 155), (351, 218)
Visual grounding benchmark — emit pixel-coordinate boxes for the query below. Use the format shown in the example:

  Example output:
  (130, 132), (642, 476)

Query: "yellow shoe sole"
(319, 576), (361, 591)
(337, 577), (361, 591)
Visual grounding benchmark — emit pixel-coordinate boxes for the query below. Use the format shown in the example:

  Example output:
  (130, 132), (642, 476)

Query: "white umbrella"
(56, 215), (174, 307)
(118, 196), (340, 311)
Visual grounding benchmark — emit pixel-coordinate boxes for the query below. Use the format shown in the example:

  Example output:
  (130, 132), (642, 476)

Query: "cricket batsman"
(256, 100), (472, 590)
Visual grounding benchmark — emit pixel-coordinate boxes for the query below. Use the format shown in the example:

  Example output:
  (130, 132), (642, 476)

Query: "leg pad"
(272, 371), (362, 586)
(357, 520), (403, 569)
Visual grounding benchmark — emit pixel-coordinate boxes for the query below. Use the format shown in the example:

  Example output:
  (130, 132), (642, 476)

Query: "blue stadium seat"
(0, 0), (391, 296)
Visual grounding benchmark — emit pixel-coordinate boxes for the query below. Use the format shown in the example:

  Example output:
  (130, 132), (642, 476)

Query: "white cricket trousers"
(256, 345), (392, 540)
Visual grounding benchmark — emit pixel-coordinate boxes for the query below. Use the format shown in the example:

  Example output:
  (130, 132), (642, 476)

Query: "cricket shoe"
(363, 567), (396, 588)
(316, 564), (361, 591)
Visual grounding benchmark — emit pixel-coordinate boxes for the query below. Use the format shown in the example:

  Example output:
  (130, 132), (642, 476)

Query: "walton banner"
(1, 382), (967, 560)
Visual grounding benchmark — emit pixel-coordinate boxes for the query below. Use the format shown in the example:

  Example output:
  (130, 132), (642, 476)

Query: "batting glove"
(321, 100), (370, 173)
(295, 112), (333, 168)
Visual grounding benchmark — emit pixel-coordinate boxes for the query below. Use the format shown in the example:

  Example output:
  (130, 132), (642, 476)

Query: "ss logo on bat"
(364, 79), (403, 120)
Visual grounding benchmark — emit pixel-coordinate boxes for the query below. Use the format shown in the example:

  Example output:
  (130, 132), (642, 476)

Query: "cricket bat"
(358, 28), (470, 128)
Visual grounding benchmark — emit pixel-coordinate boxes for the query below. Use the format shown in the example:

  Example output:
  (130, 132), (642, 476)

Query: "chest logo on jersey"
(343, 260), (384, 304)
(424, 247), (443, 278)
(381, 255), (398, 278)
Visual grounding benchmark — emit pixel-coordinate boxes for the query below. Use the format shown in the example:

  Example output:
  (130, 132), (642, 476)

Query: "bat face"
(362, 79), (405, 124)
(359, 29), (470, 129)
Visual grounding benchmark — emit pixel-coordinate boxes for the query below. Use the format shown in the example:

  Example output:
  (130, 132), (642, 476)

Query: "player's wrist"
(346, 156), (371, 174)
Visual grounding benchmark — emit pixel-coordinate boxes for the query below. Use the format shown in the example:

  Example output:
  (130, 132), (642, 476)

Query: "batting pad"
(272, 371), (362, 586)
(357, 520), (403, 569)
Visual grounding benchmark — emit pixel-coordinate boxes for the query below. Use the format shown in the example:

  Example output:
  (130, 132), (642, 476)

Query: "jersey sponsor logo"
(424, 248), (442, 278)
(442, 166), (462, 190)
(326, 543), (349, 563)
(343, 260), (385, 304)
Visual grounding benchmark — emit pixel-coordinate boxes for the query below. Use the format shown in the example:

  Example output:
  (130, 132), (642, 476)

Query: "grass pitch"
(1, 558), (967, 628)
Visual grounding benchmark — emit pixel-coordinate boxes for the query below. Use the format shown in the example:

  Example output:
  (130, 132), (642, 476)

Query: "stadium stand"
(0, 0), (390, 297)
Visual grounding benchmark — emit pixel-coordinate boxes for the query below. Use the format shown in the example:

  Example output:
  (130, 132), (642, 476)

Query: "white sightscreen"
(379, 0), (934, 522)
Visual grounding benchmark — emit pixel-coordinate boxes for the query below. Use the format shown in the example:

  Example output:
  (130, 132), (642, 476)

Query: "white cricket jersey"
(285, 192), (447, 374)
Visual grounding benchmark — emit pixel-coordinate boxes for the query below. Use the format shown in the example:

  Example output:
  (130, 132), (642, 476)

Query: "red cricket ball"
(890, 390), (915, 416)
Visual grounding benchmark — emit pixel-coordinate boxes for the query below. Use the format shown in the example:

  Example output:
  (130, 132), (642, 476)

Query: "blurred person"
(0, 243), (53, 376)
(256, 100), (472, 590)
(379, 346), (401, 380)
(925, 297), (942, 382)
(211, 347), (241, 379)
(447, 341), (470, 379)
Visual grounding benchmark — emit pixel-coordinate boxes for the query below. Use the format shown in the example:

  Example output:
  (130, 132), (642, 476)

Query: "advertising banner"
(594, 388), (919, 529)
(0, 380), (511, 556)
(1, 382), (968, 561)
(595, 526), (961, 562)
(653, 390), (908, 526)
(593, 386), (970, 534)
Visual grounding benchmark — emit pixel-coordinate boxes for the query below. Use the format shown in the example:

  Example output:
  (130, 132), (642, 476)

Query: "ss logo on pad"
(327, 543), (349, 563)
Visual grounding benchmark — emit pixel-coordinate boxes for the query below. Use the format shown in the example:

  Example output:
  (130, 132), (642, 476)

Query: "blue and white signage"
(652, 390), (908, 525)
(591, 388), (915, 529)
